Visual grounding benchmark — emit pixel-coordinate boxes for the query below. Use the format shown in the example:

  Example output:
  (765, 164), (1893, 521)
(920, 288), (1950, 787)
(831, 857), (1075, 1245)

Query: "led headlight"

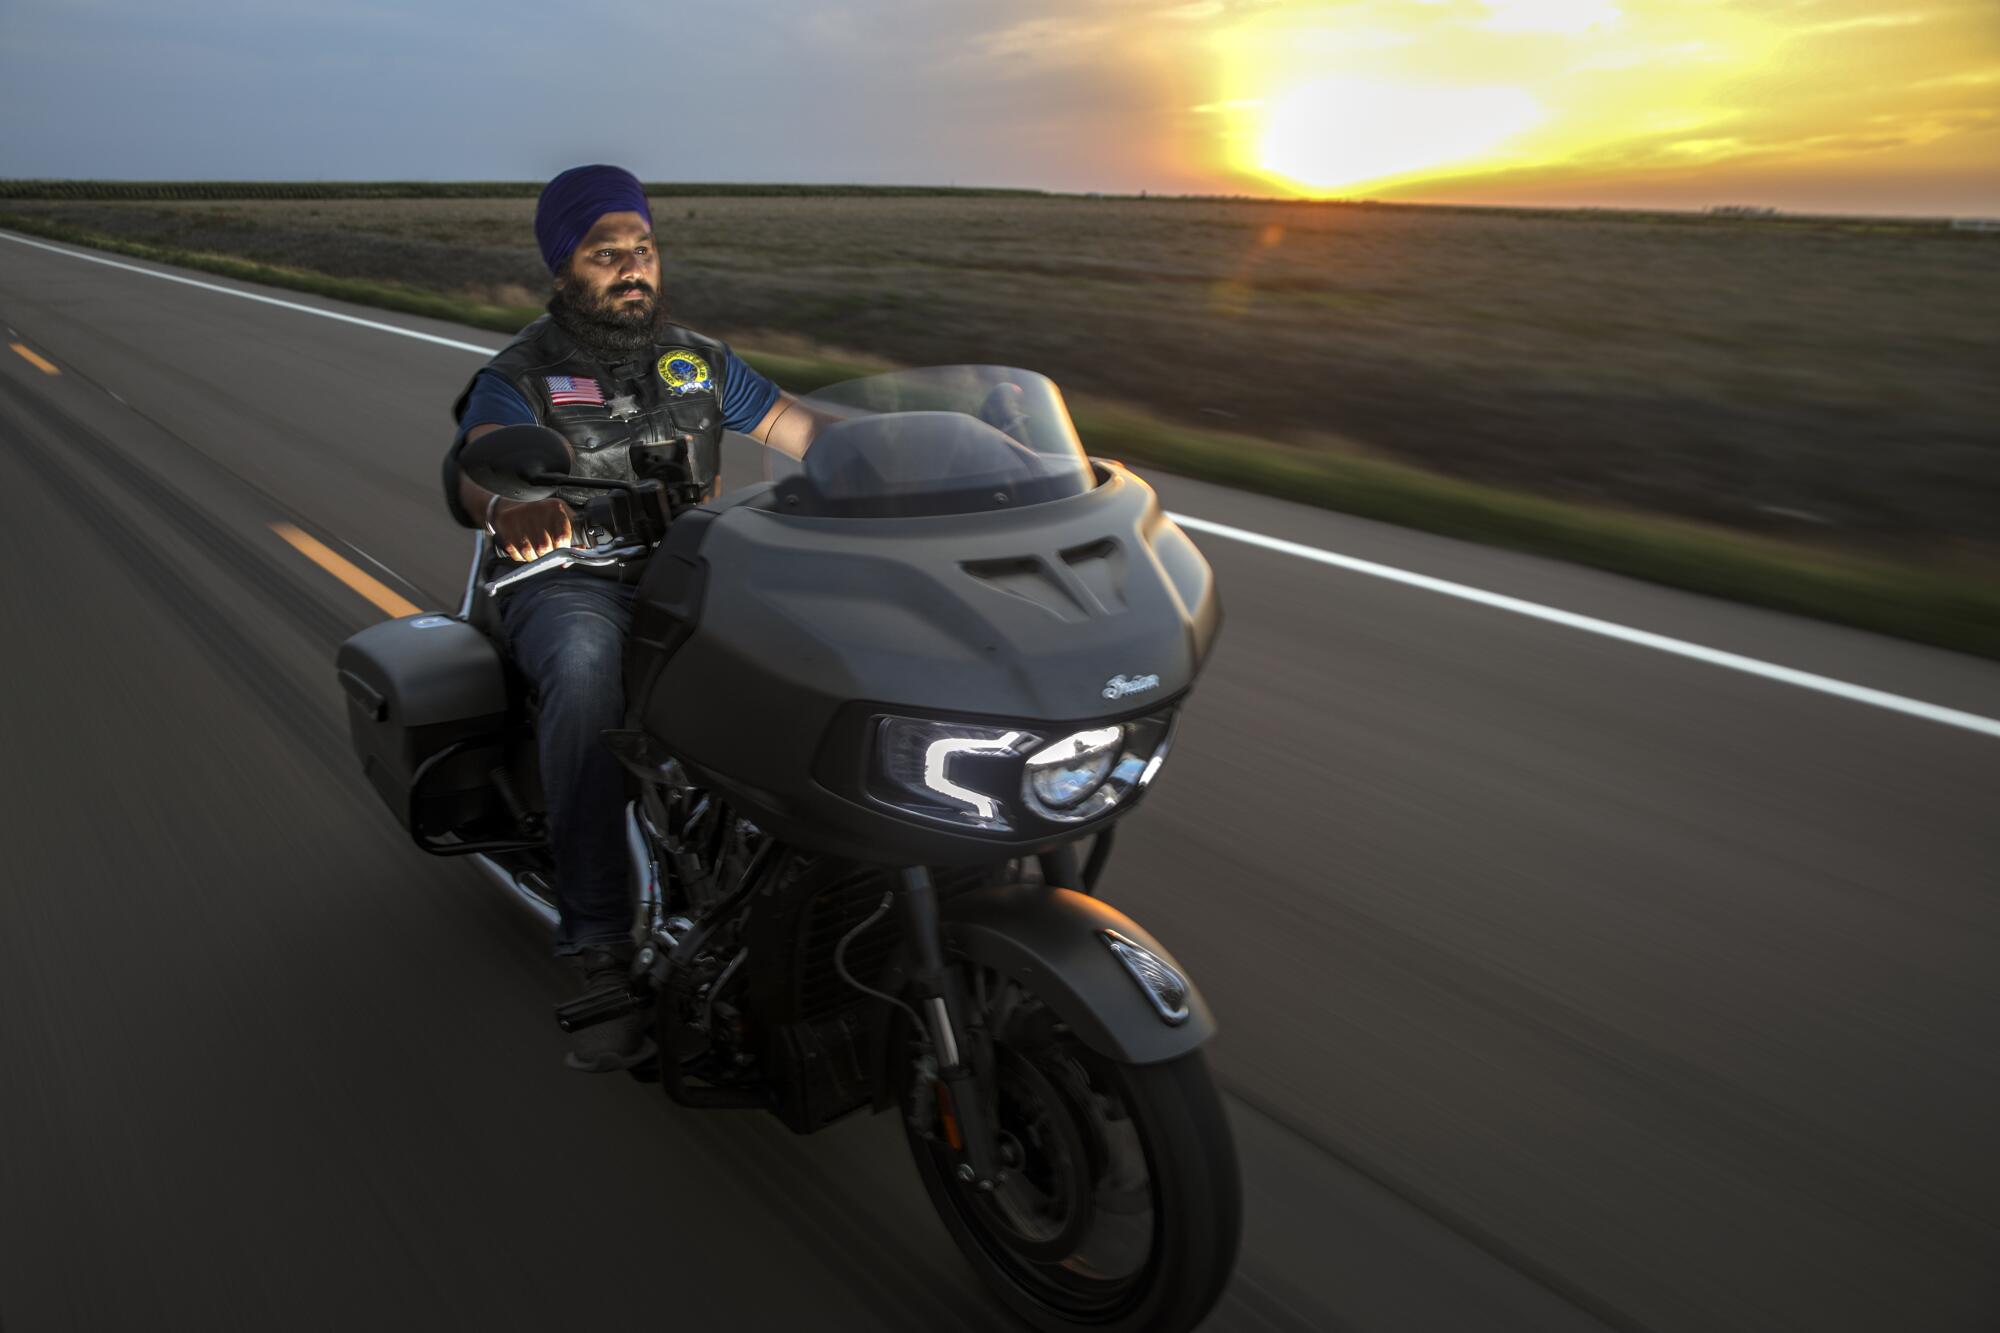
(874, 717), (1035, 830)
(868, 709), (1179, 834)
(1022, 727), (1122, 814)
(1023, 713), (1175, 824)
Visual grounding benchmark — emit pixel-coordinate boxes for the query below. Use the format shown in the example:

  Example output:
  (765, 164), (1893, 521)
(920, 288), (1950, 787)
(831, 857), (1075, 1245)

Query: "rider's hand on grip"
(492, 497), (574, 562)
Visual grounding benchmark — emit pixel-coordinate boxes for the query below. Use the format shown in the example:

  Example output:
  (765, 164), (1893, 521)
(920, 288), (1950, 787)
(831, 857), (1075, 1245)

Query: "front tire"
(905, 986), (1240, 1331)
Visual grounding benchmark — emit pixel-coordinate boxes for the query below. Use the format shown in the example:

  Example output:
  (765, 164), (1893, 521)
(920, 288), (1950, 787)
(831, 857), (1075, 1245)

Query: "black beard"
(546, 278), (670, 362)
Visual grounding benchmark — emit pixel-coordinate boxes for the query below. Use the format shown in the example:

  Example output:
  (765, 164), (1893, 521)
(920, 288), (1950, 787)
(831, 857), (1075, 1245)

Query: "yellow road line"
(9, 342), (60, 375)
(270, 522), (421, 619)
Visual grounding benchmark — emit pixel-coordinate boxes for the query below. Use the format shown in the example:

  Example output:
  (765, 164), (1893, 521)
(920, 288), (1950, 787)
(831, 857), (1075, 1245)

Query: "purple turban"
(534, 164), (652, 274)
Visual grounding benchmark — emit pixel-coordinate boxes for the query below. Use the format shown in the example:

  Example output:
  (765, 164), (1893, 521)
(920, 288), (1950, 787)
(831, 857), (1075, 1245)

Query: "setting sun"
(1189, 0), (2000, 213)
(1257, 78), (1545, 193)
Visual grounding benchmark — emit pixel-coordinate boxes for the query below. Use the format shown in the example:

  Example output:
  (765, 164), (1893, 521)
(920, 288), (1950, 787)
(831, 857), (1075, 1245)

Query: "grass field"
(4, 188), (1997, 656)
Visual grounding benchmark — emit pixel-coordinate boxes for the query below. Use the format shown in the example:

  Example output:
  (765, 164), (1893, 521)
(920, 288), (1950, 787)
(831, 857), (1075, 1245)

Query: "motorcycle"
(334, 365), (1237, 1331)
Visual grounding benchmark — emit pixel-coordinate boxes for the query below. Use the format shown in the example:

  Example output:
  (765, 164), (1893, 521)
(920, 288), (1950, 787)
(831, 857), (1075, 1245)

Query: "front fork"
(898, 865), (1005, 1190)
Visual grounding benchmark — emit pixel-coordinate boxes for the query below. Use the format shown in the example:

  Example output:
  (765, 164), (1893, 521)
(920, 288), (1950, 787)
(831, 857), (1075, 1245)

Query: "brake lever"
(483, 543), (649, 595)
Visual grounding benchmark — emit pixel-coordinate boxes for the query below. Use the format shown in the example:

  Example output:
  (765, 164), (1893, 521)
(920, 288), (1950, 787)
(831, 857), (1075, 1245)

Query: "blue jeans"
(500, 572), (638, 956)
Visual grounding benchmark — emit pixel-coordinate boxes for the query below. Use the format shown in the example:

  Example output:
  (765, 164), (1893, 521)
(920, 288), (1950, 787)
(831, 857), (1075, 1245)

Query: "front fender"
(941, 883), (1216, 1065)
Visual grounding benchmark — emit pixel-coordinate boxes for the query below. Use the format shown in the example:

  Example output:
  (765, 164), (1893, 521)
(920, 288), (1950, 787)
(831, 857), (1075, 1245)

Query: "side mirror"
(460, 425), (572, 501)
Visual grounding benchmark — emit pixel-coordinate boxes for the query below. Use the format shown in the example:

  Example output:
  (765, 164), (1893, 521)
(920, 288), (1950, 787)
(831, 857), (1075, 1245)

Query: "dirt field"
(13, 195), (1996, 551)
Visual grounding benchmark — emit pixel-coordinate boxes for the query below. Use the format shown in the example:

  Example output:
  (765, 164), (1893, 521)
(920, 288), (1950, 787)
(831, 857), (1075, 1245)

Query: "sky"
(2, 0), (1995, 215)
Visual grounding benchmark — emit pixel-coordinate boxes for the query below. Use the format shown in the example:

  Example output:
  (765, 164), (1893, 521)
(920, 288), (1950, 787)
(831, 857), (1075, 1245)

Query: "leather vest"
(448, 315), (731, 522)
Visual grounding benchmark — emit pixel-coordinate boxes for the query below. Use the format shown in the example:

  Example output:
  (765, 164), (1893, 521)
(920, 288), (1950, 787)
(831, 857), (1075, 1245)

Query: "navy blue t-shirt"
(456, 345), (780, 439)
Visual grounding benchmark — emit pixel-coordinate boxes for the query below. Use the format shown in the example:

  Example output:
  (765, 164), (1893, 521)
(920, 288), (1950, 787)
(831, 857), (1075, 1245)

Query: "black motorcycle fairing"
(624, 463), (1220, 867)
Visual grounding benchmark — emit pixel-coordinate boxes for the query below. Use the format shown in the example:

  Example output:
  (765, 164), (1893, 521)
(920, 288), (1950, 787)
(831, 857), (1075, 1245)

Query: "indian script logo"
(1102, 673), (1161, 701)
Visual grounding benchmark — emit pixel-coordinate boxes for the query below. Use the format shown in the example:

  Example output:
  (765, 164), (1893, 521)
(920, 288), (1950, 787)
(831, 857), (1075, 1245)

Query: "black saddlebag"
(336, 614), (536, 852)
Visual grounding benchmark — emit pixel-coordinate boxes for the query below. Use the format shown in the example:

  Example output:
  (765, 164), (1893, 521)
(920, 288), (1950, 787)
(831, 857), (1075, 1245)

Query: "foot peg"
(554, 985), (649, 1033)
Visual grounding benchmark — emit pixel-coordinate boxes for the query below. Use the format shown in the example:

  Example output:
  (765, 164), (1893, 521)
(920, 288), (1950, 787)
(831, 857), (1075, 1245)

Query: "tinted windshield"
(770, 366), (1095, 518)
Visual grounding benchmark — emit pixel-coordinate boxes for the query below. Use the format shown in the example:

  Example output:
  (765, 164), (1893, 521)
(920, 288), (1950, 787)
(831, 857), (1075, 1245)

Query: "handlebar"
(483, 542), (650, 595)
(477, 473), (692, 597)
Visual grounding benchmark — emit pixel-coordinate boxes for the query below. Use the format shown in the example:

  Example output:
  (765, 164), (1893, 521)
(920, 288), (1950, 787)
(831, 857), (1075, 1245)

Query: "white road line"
(1171, 514), (2000, 740)
(7, 227), (1997, 741)
(0, 231), (500, 355)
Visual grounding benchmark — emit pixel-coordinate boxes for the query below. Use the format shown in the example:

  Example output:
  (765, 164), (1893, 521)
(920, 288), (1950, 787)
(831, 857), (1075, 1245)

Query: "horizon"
(3, 177), (1990, 223)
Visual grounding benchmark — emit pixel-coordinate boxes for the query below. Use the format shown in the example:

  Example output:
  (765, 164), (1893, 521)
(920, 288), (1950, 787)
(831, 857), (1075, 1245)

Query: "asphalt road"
(2, 230), (1997, 1333)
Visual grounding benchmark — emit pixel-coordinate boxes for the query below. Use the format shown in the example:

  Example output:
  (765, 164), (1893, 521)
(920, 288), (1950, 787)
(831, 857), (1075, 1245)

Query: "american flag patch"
(545, 375), (605, 407)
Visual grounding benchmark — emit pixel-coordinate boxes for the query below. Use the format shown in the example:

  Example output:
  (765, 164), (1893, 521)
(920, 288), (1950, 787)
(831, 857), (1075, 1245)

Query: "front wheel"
(905, 974), (1241, 1331)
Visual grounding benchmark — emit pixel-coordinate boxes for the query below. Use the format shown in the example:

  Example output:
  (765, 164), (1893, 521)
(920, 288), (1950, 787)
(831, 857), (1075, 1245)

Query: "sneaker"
(564, 945), (657, 1073)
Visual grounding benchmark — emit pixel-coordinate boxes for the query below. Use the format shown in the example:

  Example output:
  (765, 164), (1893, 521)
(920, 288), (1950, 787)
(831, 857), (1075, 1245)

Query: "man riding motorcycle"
(442, 164), (832, 1070)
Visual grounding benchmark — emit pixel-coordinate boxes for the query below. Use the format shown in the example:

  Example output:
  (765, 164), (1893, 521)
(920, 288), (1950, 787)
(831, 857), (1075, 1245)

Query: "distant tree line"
(0, 181), (1048, 201)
